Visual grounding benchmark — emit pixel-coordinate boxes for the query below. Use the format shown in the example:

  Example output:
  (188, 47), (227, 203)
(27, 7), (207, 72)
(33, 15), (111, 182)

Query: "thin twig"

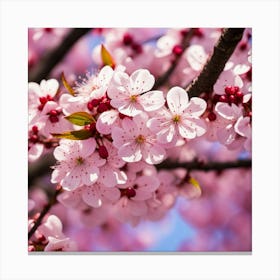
(186, 28), (245, 98)
(29, 28), (92, 83)
(153, 28), (195, 89)
(156, 159), (251, 172)
(28, 187), (61, 240)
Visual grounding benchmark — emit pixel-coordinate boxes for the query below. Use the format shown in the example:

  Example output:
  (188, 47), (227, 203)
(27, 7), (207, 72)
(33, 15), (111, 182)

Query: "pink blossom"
(51, 139), (105, 190)
(98, 141), (127, 188)
(107, 69), (165, 116)
(112, 113), (166, 164)
(214, 102), (245, 149)
(36, 101), (72, 137)
(148, 86), (207, 144)
(38, 215), (77, 251)
(234, 116), (252, 153)
(113, 173), (160, 225)
(96, 109), (121, 135)
(28, 79), (59, 124)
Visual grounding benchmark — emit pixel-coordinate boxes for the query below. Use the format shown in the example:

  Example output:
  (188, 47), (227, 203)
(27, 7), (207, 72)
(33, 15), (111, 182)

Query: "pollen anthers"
(172, 114), (181, 123)
(135, 134), (146, 144)
(75, 156), (85, 165)
(129, 95), (138, 103)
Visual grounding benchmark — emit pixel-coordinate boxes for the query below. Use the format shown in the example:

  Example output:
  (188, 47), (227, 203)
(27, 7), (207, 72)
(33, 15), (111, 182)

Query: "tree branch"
(153, 28), (195, 89)
(28, 187), (61, 240)
(186, 28), (245, 98)
(29, 28), (92, 83)
(157, 159), (251, 172)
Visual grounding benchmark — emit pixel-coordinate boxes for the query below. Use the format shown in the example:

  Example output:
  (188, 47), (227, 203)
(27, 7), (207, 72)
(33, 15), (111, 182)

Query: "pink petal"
(167, 87), (189, 114)
(61, 169), (81, 191)
(107, 72), (130, 99)
(38, 215), (63, 239)
(217, 125), (236, 145)
(186, 45), (207, 71)
(234, 116), (251, 137)
(96, 109), (119, 135)
(28, 82), (42, 97)
(130, 69), (155, 94)
(103, 187), (120, 202)
(142, 144), (166, 164)
(28, 143), (44, 162)
(129, 200), (147, 216)
(112, 127), (127, 148)
(121, 117), (139, 137)
(183, 97), (207, 117)
(178, 121), (196, 139)
(82, 186), (102, 208)
(40, 79), (59, 96)
(139, 90), (165, 112)
(118, 101), (143, 117)
(118, 142), (142, 162)
(157, 124), (176, 144)
(79, 138), (96, 158)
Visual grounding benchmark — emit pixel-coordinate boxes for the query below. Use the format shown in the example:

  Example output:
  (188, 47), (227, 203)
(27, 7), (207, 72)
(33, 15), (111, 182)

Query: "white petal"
(167, 87), (189, 114)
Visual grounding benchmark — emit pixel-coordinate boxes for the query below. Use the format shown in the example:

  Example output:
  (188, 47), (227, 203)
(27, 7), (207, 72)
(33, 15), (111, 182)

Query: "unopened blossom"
(51, 139), (105, 190)
(107, 69), (165, 117)
(112, 113), (166, 164)
(148, 86), (207, 144)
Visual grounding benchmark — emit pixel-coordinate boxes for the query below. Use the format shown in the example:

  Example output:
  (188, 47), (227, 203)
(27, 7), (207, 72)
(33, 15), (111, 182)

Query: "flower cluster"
(28, 28), (252, 252)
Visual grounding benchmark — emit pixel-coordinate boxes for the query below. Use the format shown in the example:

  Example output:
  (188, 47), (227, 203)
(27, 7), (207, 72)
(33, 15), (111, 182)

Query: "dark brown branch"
(186, 28), (245, 98)
(29, 28), (92, 83)
(157, 159), (251, 172)
(153, 28), (195, 89)
(28, 187), (61, 240)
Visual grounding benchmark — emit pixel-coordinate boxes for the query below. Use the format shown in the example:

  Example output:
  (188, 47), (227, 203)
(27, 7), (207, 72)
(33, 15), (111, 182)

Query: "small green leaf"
(61, 72), (75, 96)
(101, 44), (115, 68)
(65, 112), (95, 126)
(52, 129), (93, 140)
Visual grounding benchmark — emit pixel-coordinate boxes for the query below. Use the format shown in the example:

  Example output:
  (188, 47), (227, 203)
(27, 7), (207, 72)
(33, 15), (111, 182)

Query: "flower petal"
(130, 69), (155, 94)
(167, 86), (189, 114)
(139, 90), (165, 112)
(118, 142), (142, 162)
(183, 97), (207, 117)
(82, 186), (102, 208)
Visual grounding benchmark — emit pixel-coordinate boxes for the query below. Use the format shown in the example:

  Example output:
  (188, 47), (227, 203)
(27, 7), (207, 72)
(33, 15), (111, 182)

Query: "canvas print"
(28, 28), (252, 252)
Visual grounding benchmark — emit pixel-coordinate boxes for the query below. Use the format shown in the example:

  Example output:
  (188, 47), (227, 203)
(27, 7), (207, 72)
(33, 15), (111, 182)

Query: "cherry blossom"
(107, 69), (165, 116)
(112, 113), (166, 164)
(37, 215), (77, 251)
(28, 79), (59, 124)
(51, 139), (105, 190)
(148, 86), (207, 144)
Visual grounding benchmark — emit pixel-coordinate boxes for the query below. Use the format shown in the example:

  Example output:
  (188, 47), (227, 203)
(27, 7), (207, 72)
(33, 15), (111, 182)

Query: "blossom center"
(76, 156), (84, 165)
(130, 95), (138, 103)
(172, 114), (181, 123)
(135, 134), (146, 144)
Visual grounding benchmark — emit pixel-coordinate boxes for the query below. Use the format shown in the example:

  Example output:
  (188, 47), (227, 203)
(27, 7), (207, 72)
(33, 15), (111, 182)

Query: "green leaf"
(65, 112), (95, 126)
(52, 129), (93, 140)
(61, 72), (75, 96)
(101, 44), (115, 68)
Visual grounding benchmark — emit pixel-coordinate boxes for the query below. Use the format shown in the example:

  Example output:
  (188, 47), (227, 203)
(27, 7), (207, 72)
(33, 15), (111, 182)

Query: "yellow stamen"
(76, 156), (84, 165)
(135, 134), (146, 144)
(130, 95), (138, 103)
(172, 115), (181, 123)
